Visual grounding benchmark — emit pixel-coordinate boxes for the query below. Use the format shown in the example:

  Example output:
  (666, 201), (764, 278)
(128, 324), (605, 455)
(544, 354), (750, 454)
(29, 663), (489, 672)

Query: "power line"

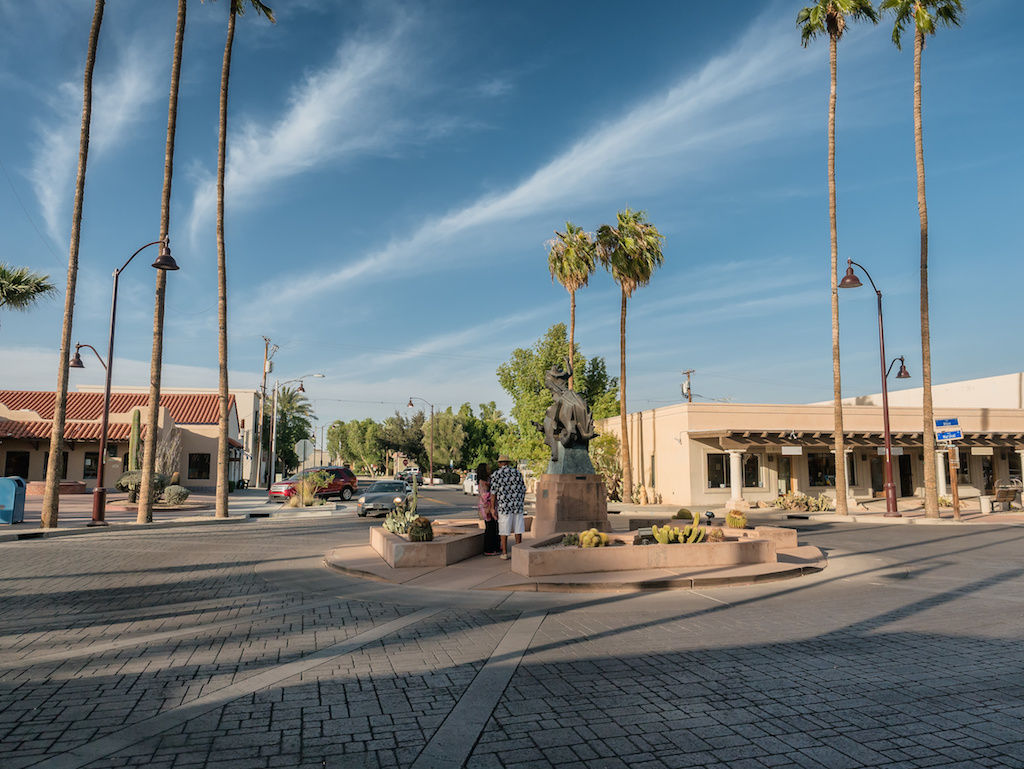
(0, 154), (64, 265)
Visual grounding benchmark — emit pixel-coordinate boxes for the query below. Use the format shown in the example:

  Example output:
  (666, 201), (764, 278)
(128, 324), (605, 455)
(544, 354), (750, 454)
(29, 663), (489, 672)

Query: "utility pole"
(253, 337), (277, 488)
(681, 369), (695, 403)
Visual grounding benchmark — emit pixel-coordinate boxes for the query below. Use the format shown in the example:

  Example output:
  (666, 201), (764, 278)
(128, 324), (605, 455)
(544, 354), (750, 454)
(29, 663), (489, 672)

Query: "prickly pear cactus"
(382, 507), (418, 534)
(561, 533), (579, 547)
(579, 528), (609, 547)
(407, 516), (434, 542)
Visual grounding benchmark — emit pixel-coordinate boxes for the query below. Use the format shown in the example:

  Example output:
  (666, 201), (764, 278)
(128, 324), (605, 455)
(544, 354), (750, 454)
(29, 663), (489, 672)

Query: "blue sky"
(0, 0), (1020, 428)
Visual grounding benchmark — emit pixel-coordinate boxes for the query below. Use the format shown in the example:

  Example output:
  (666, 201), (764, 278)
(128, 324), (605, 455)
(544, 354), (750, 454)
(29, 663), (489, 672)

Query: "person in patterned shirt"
(489, 454), (525, 560)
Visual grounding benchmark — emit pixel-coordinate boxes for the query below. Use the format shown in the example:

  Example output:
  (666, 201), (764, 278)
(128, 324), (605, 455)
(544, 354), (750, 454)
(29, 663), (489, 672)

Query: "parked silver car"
(356, 480), (411, 517)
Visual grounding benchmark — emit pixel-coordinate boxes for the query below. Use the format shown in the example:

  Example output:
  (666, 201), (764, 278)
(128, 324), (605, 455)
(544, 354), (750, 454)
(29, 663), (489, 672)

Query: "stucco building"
(0, 389), (246, 492)
(597, 373), (1024, 508)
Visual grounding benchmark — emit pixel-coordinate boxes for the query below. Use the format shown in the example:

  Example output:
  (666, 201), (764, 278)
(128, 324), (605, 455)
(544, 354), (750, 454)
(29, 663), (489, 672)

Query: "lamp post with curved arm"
(839, 260), (911, 517)
(69, 239), (178, 525)
(407, 396), (434, 486)
(267, 373), (324, 486)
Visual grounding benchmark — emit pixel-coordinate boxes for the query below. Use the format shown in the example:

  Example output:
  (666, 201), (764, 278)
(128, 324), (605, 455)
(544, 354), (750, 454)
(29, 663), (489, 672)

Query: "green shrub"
(115, 471), (167, 503)
(162, 485), (190, 505)
(673, 508), (692, 519)
(408, 516), (434, 542)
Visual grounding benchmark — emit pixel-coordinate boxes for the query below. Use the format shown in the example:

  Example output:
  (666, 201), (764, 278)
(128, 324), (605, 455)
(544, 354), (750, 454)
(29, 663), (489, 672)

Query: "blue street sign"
(937, 429), (963, 441)
(935, 417), (960, 428)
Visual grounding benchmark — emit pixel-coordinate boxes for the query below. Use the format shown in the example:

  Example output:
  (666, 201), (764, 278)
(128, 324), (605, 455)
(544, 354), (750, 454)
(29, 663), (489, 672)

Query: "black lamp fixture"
(151, 240), (179, 271)
(69, 348), (85, 369)
(297, 382), (305, 393)
(839, 263), (862, 289)
(896, 359), (911, 379)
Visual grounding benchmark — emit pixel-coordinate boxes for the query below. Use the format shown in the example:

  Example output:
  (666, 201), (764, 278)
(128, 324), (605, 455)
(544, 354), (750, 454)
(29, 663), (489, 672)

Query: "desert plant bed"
(512, 528), (783, 578)
(370, 524), (484, 568)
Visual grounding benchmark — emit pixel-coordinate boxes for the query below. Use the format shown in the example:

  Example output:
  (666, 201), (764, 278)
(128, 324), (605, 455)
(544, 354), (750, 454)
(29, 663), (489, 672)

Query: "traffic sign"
(294, 439), (314, 461)
(935, 417), (959, 428)
(937, 429), (963, 441)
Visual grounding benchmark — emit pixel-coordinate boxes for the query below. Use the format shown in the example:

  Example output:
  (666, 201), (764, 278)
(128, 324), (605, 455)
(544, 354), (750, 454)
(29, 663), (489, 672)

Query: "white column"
(728, 450), (743, 502)
(936, 448), (948, 498)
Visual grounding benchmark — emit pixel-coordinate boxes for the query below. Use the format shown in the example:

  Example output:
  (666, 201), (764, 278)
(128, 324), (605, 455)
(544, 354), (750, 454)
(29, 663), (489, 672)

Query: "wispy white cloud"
(28, 41), (162, 248)
(187, 12), (449, 245)
(266, 15), (815, 309)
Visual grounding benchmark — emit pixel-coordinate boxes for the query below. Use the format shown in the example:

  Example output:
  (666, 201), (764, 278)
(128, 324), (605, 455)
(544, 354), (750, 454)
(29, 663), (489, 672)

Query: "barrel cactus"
(725, 510), (747, 529)
(580, 528), (608, 547)
(408, 516), (434, 542)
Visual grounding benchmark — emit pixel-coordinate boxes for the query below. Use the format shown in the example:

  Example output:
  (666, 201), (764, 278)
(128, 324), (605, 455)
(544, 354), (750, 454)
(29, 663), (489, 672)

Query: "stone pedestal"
(533, 473), (610, 539)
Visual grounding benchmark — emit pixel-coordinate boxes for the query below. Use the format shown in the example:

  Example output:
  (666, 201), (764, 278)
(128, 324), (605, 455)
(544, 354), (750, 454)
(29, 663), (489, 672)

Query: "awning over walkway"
(689, 429), (1024, 450)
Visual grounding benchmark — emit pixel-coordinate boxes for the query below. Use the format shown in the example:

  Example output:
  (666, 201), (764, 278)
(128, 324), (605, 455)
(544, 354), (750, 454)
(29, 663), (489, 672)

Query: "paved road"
(1, 489), (1022, 768)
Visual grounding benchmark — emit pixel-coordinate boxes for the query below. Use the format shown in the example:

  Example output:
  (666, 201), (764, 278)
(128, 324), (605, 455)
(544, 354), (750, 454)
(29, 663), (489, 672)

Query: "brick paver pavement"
(1, 509), (1023, 768)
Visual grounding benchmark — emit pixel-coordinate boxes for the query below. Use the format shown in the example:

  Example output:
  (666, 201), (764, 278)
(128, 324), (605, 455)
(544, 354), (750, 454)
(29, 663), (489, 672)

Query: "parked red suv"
(269, 466), (358, 502)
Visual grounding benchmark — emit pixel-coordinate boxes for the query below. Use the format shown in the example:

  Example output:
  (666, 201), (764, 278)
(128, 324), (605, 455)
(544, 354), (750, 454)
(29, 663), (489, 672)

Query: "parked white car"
(463, 471), (478, 495)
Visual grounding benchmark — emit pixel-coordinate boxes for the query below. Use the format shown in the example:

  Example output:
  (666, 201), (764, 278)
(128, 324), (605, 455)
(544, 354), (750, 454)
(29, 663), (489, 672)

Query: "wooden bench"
(994, 487), (1018, 511)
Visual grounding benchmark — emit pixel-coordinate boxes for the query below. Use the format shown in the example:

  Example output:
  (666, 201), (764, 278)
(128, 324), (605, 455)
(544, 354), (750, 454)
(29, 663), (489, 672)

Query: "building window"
(808, 452), (835, 487)
(188, 453), (211, 480)
(707, 454), (730, 489)
(743, 454), (761, 487)
(83, 452), (99, 479)
(43, 452), (69, 480)
(3, 451), (30, 478)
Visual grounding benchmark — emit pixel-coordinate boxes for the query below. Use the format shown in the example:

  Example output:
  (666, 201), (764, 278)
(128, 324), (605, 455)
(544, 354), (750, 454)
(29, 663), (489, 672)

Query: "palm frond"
(0, 262), (56, 312)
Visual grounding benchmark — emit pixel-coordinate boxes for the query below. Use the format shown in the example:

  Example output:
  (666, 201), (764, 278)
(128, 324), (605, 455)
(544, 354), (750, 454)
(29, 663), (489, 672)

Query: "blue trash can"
(0, 477), (26, 524)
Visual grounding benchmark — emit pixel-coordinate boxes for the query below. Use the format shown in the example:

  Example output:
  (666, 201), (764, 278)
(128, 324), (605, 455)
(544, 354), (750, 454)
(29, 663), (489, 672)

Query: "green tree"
(269, 386), (313, 474)
(345, 418), (385, 475)
(327, 419), (349, 464)
(139, 0), (188, 524)
(41, 0), (105, 529)
(798, 0), (878, 516)
(381, 411), (428, 472)
(547, 221), (596, 390)
(596, 208), (665, 503)
(0, 263), (55, 323)
(881, 0), (964, 518)
(496, 323), (618, 476)
(212, 0), (275, 520)
(459, 402), (510, 469)
(422, 407), (466, 469)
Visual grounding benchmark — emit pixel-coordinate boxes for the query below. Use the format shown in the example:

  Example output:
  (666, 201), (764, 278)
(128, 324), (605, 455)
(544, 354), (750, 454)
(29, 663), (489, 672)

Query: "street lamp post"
(407, 396), (434, 486)
(69, 239), (178, 525)
(840, 260), (911, 517)
(267, 373), (324, 486)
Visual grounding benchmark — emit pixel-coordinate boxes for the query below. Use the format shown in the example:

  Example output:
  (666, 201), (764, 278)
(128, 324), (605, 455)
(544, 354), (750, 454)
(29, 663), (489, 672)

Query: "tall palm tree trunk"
(567, 289), (575, 390)
(915, 26), (938, 517)
(41, 0), (105, 529)
(214, 7), (236, 519)
(139, 0), (187, 524)
(828, 34), (848, 515)
(619, 289), (633, 503)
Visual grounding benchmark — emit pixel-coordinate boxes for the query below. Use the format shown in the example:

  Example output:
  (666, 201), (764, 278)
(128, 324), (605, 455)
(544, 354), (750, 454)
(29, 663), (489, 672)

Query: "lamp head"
(838, 261), (862, 289)
(151, 240), (179, 271)
(407, 398), (414, 408)
(297, 382), (305, 393)
(896, 358), (911, 379)
(69, 345), (85, 369)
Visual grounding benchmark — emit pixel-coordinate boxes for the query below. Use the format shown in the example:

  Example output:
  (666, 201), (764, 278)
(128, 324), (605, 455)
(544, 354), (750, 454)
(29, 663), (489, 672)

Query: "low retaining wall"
(370, 525), (484, 568)
(25, 481), (87, 497)
(512, 532), (777, 577)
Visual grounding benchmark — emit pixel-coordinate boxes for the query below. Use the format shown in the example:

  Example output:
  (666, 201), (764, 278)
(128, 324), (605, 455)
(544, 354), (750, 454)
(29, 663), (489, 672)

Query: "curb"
(0, 515), (250, 542)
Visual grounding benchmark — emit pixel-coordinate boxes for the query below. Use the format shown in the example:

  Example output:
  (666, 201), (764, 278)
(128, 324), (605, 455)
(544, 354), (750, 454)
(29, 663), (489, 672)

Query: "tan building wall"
(599, 400), (1024, 508)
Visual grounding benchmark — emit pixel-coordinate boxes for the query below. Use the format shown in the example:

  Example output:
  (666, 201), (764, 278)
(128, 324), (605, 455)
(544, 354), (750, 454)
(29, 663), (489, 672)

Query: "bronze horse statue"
(533, 359), (597, 462)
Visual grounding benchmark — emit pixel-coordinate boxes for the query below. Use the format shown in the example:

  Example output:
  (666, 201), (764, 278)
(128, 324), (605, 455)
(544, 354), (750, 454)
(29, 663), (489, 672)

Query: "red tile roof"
(0, 391), (234, 425)
(0, 420), (143, 441)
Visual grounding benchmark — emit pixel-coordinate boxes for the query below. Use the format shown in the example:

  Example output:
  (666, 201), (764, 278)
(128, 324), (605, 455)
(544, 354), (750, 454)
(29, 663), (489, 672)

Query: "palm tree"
(547, 222), (596, 391)
(214, 0), (275, 520)
(277, 386), (313, 421)
(41, 0), (105, 530)
(798, 0), (878, 516)
(0, 263), (56, 322)
(139, 0), (187, 524)
(881, 0), (963, 518)
(596, 208), (665, 504)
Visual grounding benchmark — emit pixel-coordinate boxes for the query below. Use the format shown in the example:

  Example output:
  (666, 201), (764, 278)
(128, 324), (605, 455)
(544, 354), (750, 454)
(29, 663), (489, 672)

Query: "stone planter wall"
(370, 525), (484, 568)
(512, 532), (777, 577)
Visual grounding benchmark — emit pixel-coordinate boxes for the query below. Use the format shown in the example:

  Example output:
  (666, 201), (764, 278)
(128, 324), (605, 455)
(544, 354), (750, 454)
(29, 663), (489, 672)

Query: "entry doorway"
(899, 455), (914, 498)
(778, 456), (792, 494)
(870, 456), (885, 498)
(981, 456), (995, 494)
